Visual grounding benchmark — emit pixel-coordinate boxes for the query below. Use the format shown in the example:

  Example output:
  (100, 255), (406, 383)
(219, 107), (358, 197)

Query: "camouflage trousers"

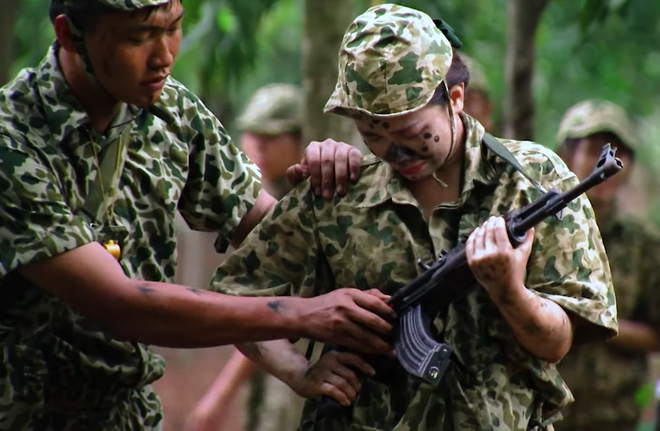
(246, 370), (306, 431)
(0, 382), (163, 431)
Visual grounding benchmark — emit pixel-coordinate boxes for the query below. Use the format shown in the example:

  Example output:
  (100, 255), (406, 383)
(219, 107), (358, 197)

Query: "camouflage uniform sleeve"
(175, 87), (262, 252)
(0, 137), (96, 277)
(515, 145), (617, 344)
(209, 182), (323, 298)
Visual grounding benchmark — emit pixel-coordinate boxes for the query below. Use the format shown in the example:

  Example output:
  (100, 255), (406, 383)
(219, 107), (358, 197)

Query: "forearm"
(237, 340), (309, 386)
(108, 280), (305, 347)
(609, 319), (660, 352)
(230, 190), (277, 248)
(494, 285), (573, 363)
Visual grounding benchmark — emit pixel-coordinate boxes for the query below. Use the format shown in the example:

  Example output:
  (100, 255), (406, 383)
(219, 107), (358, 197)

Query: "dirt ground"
(152, 346), (244, 431)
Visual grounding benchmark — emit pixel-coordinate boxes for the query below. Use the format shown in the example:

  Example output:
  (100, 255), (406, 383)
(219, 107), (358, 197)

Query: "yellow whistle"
(104, 240), (121, 260)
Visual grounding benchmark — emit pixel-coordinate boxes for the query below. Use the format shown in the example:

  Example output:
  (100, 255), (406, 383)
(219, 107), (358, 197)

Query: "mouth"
(398, 162), (426, 176)
(141, 75), (168, 91)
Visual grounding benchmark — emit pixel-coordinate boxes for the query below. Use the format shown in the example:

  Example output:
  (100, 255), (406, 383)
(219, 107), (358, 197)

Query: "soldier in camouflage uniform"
(0, 1), (398, 430)
(210, 5), (618, 431)
(553, 100), (660, 431)
(238, 83), (307, 200)
(186, 84), (307, 431)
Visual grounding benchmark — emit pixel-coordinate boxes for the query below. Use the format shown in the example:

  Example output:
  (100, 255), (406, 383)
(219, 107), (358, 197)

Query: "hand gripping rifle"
(387, 144), (622, 386)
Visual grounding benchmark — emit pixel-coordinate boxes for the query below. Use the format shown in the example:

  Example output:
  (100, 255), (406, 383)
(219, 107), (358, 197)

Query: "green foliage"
(11, 0), (55, 77)
(8, 0), (660, 199)
(173, 0), (280, 96)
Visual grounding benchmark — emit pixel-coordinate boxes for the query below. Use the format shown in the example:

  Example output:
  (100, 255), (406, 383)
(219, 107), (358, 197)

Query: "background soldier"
(555, 99), (660, 431)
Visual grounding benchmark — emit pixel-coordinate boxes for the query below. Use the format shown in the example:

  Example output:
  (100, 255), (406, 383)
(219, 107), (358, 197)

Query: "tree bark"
(302, 0), (364, 150)
(0, 0), (21, 86)
(503, 0), (550, 141)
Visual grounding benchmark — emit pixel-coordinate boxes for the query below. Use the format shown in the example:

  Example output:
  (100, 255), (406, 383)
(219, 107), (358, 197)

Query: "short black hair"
(430, 51), (471, 107)
(49, 0), (113, 33)
(49, 0), (181, 33)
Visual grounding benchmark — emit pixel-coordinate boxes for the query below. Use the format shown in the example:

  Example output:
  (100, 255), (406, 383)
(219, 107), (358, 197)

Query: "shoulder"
(497, 138), (575, 181)
(148, 77), (232, 152)
(0, 67), (44, 146)
(153, 77), (218, 126)
(277, 156), (388, 213)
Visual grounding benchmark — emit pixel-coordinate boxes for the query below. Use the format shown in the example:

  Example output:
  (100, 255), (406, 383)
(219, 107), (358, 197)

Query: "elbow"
(536, 335), (572, 364)
(538, 346), (568, 364)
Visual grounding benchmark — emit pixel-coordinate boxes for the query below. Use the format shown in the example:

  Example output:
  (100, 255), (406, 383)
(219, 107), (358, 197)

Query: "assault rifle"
(387, 143), (622, 386)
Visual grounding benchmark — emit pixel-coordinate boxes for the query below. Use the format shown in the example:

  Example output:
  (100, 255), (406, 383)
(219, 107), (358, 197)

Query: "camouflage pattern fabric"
(0, 45), (261, 430)
(211, 113), (617, 431)
(237, 83), (304, 136)
(554, 217), (660, 431)
(556, 100), (637, 150)
(324, 4), (453, 119)
(61, 0), (170, 11)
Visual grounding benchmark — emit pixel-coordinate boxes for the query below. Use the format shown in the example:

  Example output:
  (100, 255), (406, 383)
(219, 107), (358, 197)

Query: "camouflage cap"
(324, 4), (453, 119)
(557, 100), (637, 150)
(61, 0), (171, 10)
(237, 84), (304, 136)
(461, 53), (489, 95)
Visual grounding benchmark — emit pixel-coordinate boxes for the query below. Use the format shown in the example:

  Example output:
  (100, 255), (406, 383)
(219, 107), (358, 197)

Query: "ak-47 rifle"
(387, 143), (622, 386)
(316, 144), (622, 415)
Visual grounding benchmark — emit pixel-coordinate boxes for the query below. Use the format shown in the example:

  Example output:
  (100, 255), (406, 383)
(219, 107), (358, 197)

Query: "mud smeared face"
(356, 104), (455, 180)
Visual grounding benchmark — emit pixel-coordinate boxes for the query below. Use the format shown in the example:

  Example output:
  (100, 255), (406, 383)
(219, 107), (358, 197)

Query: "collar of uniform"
(36, 43), (90, 144)
(460, 113), (500, 194)
(357, 113), (498, 208)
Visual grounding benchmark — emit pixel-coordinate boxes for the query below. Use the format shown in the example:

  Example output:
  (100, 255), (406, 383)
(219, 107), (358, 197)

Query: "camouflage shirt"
(0, 45), (260, 430)
(555, 214), (660, 431)
(212, 114), (617, 431)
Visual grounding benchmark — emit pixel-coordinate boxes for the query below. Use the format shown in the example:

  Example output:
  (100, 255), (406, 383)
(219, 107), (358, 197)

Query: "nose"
(149, 36), (175, 71)
(383, 143), (416, 165)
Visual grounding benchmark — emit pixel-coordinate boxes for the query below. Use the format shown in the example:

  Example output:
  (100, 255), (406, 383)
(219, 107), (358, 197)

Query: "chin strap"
(432, 81), (456, 189)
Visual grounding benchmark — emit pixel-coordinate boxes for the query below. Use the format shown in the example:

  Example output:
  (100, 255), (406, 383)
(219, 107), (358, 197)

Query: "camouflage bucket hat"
(324, 3), (453, 119)
(62, 0), (171, 10)
(237, 84), (304, 135)
(557, 100), (637, 151)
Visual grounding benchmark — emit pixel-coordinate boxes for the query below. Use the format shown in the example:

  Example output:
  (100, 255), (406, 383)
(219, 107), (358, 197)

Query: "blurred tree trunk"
(0, 0), (20, 86)
(302, 0), (358, 145)
(503, 0), (550, 140)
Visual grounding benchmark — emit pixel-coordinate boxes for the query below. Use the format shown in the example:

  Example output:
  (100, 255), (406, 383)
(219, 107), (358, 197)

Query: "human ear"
(54, 15), (77, 53)
(449, 83), (465, 114)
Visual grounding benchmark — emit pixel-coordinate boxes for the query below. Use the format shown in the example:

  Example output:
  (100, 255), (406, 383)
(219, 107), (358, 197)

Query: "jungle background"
(3, 0), (660, 430)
